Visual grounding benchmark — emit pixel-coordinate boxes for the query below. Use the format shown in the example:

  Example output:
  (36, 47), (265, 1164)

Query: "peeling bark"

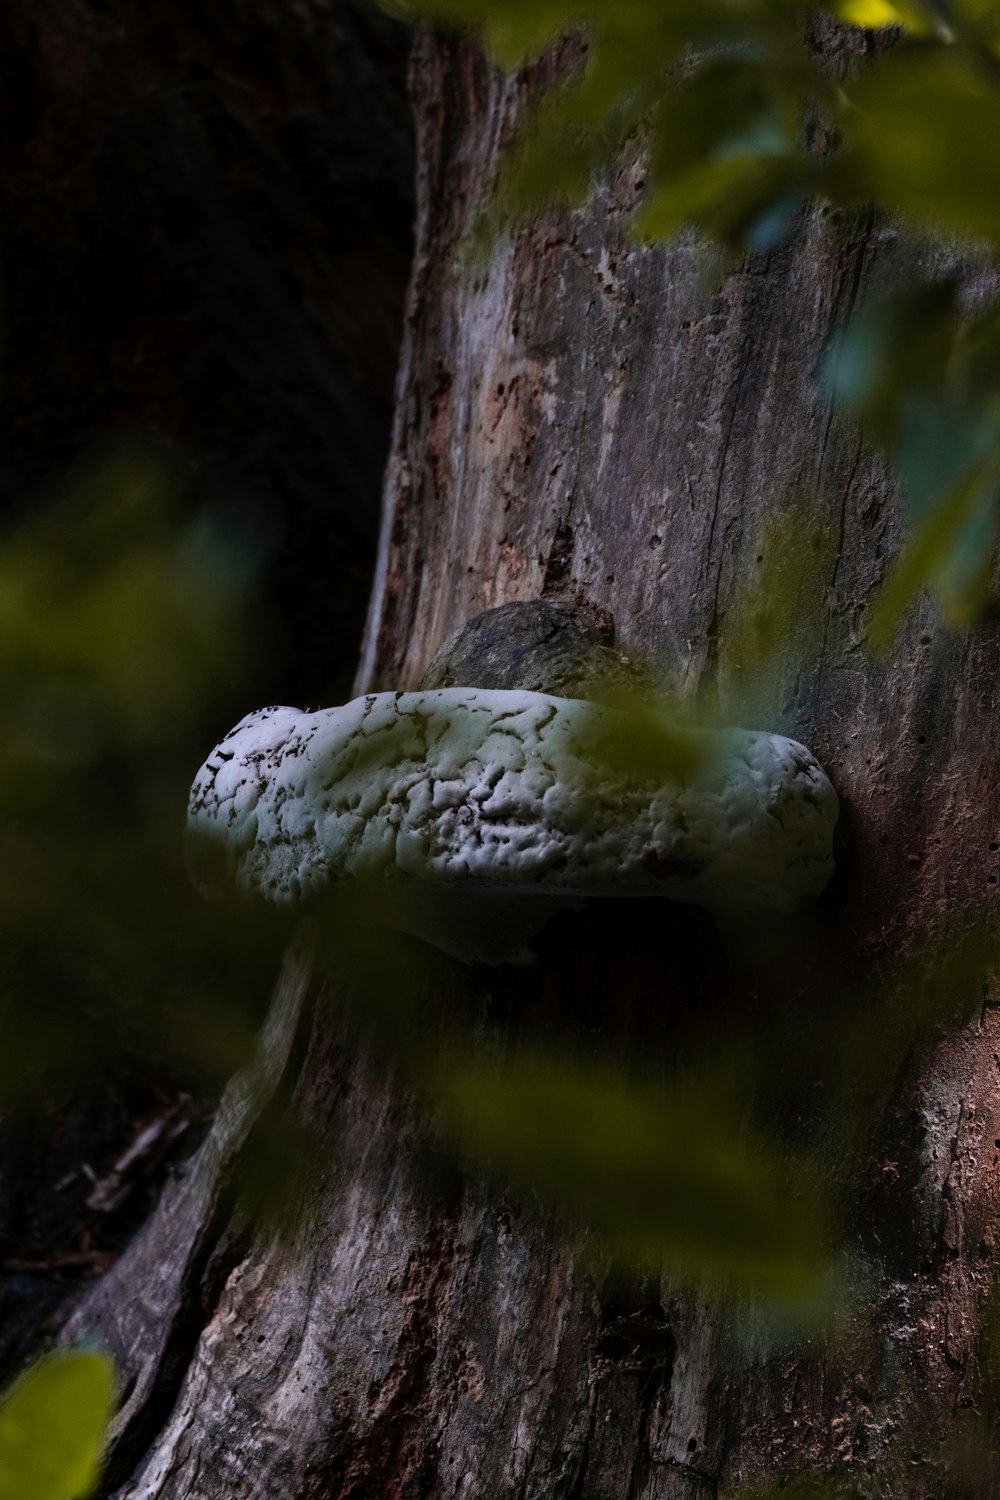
(63, 24), (1000, 1500)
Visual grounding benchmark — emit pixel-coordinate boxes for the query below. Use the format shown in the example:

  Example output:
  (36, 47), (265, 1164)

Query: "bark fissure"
(564, 1379), (600, 1500)
(699, 330), (753, 705)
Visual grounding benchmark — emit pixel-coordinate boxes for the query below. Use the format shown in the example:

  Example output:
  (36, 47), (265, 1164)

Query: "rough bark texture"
(63, 22), (1000, 1500)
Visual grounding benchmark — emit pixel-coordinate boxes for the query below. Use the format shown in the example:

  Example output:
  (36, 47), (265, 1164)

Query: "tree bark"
(66, 25), (1000, 1499)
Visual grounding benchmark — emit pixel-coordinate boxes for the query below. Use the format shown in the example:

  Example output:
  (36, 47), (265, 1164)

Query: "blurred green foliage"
(720, 492), (833, 715)
(571, 693), (710, 781)
(0, 1350), (114, 1500)
(724, 1478), (856, 1500)
(397, 0), (1000, 637)
(430, 1046), (831, 1305)
(825, 277), (1000, 639)
(311, 873), (1000, 1327)
(8, 4), (1000, 1485)
(0, 448), (289, 1099)
(12, 0), (1000, 1351)
(308, 888), (835, 1309)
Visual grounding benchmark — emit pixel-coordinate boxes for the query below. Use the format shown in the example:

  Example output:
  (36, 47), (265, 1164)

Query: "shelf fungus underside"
(187, 689), (839, 964)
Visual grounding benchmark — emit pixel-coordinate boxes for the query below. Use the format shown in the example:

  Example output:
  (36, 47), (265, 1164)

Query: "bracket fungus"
(187, 685), (839, 965)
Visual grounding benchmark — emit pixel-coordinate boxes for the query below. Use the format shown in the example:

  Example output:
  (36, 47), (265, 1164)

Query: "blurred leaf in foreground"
(637, 54), (815, 253)
(724, 1474), (857, 1500)
(836, 48), (1000, 251)
(833, 0), (924, 27)
(825, 279), (1000, 642)
(867, 456), (998, 646)
(428, 1046), (831, 1309)
(402, 0), (832, 264)
(834, 915), (1000, 1123)
(572, 694), (710, 784)
(0, 446), (286, 1098)
(0, 1350), (115, 1500)
(720, 493), (833, 721)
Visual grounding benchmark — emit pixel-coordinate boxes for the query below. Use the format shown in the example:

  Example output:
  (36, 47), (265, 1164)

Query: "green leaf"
(638, 151), (807, 249)
(0, 1351), (116, 1500)
(720, 493), (832, 720)
(825, 280), (1000, 635)
(429, 1048), (831, 1306)
(724, 1475), (857, 1500)
(571, 695), (709, 783)
(868, 455), (1000, 648)
(832, 0), (922, 29)
(485, 11), (571, 66)
(407, 0), (826, 257)
(632, 52), (813, 248)
(837, 48), (1000, 248)
(822, 279), (961, 434)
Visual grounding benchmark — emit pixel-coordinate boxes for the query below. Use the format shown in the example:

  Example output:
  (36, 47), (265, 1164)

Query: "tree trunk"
(66, 25), (1000, 1499)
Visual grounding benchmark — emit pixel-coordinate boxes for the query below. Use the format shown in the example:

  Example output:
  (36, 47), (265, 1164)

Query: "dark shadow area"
(0, 0), (415, 1380)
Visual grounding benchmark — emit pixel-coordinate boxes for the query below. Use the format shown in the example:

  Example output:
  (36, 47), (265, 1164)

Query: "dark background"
(0, 0), (414, 1376)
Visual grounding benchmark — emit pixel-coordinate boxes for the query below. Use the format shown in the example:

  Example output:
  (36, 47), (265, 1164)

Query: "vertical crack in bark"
(810, 207), (877, 712)
(100, 1188), (253, 1493)
(699, 325), (753, 704)
(324, 1188), (463, 1499)
(625, 1360), (667, 1500)
(543, 518), (576, 594)
(565, 1377), (600, 1500)
(814, 431), (865, 707)
(938, 1097), (969, 1256)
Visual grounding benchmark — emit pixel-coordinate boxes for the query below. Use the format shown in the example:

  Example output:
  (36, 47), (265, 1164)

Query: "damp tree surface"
(30, 4), (1000, 1497)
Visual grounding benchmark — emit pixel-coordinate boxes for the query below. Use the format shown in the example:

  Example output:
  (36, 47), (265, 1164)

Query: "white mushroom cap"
(187, 689), (839, 963)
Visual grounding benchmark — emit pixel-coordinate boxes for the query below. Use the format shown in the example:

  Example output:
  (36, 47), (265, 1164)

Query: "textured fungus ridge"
(187, 690), (839, 963)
